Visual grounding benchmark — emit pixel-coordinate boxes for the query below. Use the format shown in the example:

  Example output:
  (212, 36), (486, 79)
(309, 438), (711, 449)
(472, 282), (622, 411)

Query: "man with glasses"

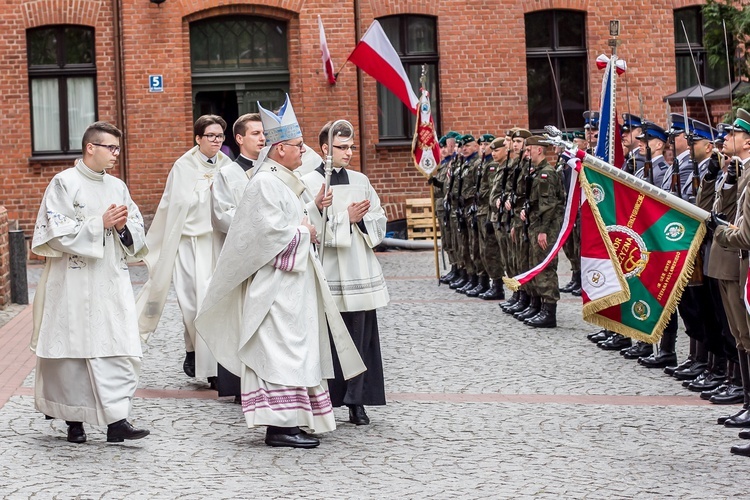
(137, 114), (231, 388)
(31, 121), (150, 444)
(196, 96), (365, 448)
(301, 121), (389, 427)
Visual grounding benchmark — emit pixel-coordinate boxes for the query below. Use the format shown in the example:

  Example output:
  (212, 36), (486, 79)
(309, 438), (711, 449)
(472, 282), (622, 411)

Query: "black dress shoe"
(665, 357), (695, 376)
(710, 385), (745, 405)
(588, 330), (613, 343)
(66, 422), (86, 444)
(725, 409), (750, 428)
(688, 373), (725, 392)
(598, 334), (632, 351)
(718, 408), (747, 425)
(639, 352), (678, 368)
(701, 384), (728, 401)
(183, 351), (196, 378)
(107, 419), (150, 442)
(622, 342), (653, 359)
(348, 405), (370, 425)
(683, 371), (708, 388)
(673, 361), (708, 381)
(730, 442), (750, 457)
(739, 430), (750, 440)
(265, 430), (320, 448)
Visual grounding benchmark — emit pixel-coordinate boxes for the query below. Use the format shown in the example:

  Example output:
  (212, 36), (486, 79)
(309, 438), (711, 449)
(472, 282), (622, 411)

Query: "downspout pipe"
(113, 0), (128, 184)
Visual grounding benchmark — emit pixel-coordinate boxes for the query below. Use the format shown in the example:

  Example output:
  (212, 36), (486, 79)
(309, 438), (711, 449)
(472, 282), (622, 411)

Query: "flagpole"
(418, 65), (441, 282)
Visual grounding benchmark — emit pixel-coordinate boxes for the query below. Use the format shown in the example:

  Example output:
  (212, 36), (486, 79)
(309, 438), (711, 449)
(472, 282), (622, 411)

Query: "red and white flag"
(347, 20), (419, 113)
(411, 88), (440, 177)
(318, 16), (336, 85)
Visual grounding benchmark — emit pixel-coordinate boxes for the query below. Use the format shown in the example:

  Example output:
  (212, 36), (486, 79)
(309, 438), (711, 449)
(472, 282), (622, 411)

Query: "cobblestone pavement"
(0, 251), (747, 499)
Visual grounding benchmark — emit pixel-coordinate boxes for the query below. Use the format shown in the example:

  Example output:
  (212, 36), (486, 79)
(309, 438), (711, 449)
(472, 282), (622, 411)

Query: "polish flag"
(318, 16), (336, 85)
(347, 20), (419, 114)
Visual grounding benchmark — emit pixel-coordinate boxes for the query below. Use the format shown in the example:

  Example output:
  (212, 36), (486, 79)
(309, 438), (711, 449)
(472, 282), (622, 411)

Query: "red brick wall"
(0, 207), (10, 309)
(1, 0), (714, 230)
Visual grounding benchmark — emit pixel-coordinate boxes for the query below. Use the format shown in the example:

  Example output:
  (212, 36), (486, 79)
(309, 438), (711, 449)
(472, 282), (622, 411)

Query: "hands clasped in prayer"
(102, 203), (128, 231)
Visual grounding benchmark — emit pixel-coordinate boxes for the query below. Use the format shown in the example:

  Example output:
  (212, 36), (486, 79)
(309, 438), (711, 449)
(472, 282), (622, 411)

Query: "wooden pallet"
(405, 198), (440, 240)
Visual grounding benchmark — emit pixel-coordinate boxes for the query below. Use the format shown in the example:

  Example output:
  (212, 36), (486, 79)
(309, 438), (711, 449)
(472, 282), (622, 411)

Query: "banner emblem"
(664, 222), (686, 242)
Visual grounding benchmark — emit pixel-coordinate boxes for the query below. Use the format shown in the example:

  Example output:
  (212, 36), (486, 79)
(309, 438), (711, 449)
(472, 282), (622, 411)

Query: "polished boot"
(525, 302), (557, 328)
(466, 275), (490, 297)
(621, 341), (653, 359)
(639, 350), (678, 368)
(598, 333), (632, 351)
(106, 419), (150, 443)
(710, 384), (745, 405)
(719, 408), (747, 425)
(504, 291), (529, 314)
(348, 405), (370, 425)
(739, 430), (750, 439)
(66, 421), (86, 444)
(183, 351), (196, 378)
(640, 323), (677, 368)
(480, 279), (505, 300)
(701, 383), (729, 401)
(265, 426), (320, 448)
(724, 351), (750, 428)
(458, 274), (478, 294)
(499, 290), (518, 309)
(449, 269), (468, 289)
(569, 274), (583, 296)
(440, 265), (457, 284)
(665, 356), (695, 377)
(560, 271), (578, 294)
(688, 372), (725, 392)
(673, 361), (708, 381)
(588, 329), (613, 343)
(730, 442), (750, 457)
(514, 296), (541, 321)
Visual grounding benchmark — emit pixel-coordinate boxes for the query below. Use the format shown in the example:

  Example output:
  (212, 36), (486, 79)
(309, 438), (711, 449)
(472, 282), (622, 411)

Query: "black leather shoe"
(588, 330), (613, 343)
(183, 351), (196, 378)
(265, 432), (320, 448)
(480, 281), (505, 300)
(665, 357), (695, 376)
(66, 422), (86, 444)
(466, 283), (487, 298)
(688, 373), (725, 392)
(701, 383), (728, 401)
(598, 334), (632, 351)
(504, 294), (529, 314)
(560, 278), (576, 294)
(719, 409), (747, 425)
(208, 376), (218, 391)
(514, 302), (541, 321)
(683, 370), (708, 388)
(439, 267), (457, 284)
(570, 285), (582, 296)
(639, 352), (678, 368)
(622, 342), (653, 359)
(499, 291), (518, 308)
(730, 442), (750, 456)
(525, 303), (557, 328)
(449, 272), (468, 289)
(710, 385), (745, 405)
(348, 405), (370, 425)
(674, 361), (708, 381)
(107, 419), (150, 442)
(739, 430), (750, 440)
(725, 409), (750, 428)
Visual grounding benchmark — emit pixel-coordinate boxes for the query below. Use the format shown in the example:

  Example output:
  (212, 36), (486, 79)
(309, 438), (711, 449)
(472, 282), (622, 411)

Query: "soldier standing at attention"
(476, 135), (505, 300)
(432, 135), (456, 284)
(466, 134), (496, 297)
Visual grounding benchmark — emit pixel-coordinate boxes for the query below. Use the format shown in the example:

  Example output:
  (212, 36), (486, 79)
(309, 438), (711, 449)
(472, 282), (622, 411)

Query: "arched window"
(525, 10), (588, 131)
(27, 25), (97, 155)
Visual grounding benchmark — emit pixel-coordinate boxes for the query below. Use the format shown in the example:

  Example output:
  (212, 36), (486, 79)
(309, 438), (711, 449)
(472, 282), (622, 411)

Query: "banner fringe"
(503, 276), (521, 292)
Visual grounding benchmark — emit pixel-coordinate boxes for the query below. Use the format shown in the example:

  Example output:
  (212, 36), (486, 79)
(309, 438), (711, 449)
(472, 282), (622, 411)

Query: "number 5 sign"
(149, 75), (164, 93)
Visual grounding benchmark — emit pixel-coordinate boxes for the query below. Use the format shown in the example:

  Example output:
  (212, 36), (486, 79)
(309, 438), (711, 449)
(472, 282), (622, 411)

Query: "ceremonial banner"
(594, 54), (624, 168)
(347, 20), (419, 113)
(579, 157), (707, 344)
(318, 16), (336, 85)
(411, 88), (440, 177)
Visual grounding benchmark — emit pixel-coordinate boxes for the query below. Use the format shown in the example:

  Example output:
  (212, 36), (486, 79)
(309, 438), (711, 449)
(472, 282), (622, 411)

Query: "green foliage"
(703, 0), (745, 80)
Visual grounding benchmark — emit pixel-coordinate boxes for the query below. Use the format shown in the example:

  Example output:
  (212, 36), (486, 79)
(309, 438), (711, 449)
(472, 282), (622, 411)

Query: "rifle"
(522, 162), (534, 243)
(442, 157), (455, 227)
(455, 157), (467, 233)
(496, 148), (512, 229)
(668, 134), (683, 198)
(504, 152), (523, 232)
(643, 125), (655, 186)
(682, 100), (699, 199)
(469, 156), (485, 233)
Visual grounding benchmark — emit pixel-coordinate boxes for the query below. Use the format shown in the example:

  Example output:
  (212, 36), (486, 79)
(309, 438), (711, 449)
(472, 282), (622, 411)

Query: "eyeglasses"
(201, 133), (225, 142)
(282, 141), (305, 149)
(91, 143), (121, 155)
(332, 145), (357, 152)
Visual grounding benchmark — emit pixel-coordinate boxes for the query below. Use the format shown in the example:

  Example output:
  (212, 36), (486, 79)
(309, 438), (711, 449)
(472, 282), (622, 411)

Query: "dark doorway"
(194, 90), (239, 158)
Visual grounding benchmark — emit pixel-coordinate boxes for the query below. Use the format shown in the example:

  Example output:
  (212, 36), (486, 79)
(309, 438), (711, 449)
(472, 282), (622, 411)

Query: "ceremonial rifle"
(522, 160), (533, 243)
(469, 155), (483, 233)
(496, 147), (512, 229)
(667, 109), (683, 199)
(442, 156), (455, 227)
(504, 151), (523, 233)
(455, 156), (467, 233)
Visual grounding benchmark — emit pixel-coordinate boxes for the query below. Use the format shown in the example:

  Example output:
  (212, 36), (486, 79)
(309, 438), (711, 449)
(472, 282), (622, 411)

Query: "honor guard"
(433, 135), (457, 284)
(583, 111), (600, 153)
(621, 114), (646, 174)
(475, 135), (506, 299)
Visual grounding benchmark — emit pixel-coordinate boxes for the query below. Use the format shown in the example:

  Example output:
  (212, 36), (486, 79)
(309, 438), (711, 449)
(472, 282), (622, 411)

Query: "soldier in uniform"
(432, 135), (456, 284)
(448, 134), (470, 290)
(476, 136), (506, 300)
(621, 114), (646, 174)
(583, 111), (600, 153)
(465, 134), (496, 297)
(557, 134), (582, 298)
(520, 136), (566, 327)
(492, 129), (519, 306)
(456, 134), (485, 294)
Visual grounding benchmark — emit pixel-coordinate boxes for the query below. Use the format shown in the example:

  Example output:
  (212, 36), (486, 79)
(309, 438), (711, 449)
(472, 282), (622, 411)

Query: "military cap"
(525, 135), (548, 147)
(690, 120), (717, 142)
(635, 121), (668, 143)
(728, 108), (750, 135)
(621, 114), (643, 132)
(716, 122), (730, 143)
(667, 113), (689, 136)
(478, 133), (496, 144)
(489, 137), (506, 149)
(511, 128), (532, 140)
(438, 135), (448, 147)
(445, 130), (462, 140)
(506, 127), (519, 137)
(572, 130), (586, 140)
(458, 134), (476, 146)
(583, 110), (600, 129)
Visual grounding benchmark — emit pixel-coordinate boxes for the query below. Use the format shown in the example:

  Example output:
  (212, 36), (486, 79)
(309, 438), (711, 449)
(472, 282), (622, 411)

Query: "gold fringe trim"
(503, 276), (521, 292)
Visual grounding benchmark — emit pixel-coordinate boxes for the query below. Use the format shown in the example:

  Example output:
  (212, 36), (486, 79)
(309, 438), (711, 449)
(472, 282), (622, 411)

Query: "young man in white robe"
(31, 121), (150, 444)
(301, 121), (389, 426)
(136, 115), (231, 387)
(195, 95), (366, 448)
(210, 113), (264, 400)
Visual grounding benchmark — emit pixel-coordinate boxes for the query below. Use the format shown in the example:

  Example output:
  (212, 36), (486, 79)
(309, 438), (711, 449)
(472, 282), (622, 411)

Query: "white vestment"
(211, 160), (254, 247)
(195, 158), (365, 432)
(136, 146), (230, 379)
(301, 168), (390, 312)
(31, 160), (147, 425)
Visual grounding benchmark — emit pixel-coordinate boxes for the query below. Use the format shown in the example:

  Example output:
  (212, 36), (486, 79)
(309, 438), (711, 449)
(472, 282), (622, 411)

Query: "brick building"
(0, 0), (727, 241)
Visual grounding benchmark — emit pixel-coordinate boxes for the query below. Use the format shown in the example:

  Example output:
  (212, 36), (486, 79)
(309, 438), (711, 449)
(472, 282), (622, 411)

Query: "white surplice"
(195, 158), (365, 432)
(301, 168), (389, 312)
(31, 160), (147, 425)
(211, 160), (253, 247)
(136, 146), (230, 379)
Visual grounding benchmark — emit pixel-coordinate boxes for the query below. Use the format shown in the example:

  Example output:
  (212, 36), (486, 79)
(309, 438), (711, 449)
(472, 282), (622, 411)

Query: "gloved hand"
(726, 158), (739, 185)
(704, 153), (721, 181)
(706, 212), (729, 234)
(427, 176), (444, 189)
(560, 148), (581, 169)
(484, 220), (495, 235)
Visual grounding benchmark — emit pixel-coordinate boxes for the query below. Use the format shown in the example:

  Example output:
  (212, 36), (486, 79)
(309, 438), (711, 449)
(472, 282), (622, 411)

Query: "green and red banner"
(579, 162), (707, 344)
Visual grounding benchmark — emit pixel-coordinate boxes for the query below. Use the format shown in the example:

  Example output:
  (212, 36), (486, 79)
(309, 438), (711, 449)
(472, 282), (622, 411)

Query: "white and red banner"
(411, 88), (440, 177)
(347, 20), (419, 113)
(318, 16), (336, 85)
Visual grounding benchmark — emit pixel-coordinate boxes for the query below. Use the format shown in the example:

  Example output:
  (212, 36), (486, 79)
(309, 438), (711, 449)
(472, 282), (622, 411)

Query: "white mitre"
(256, 93), (302, 167)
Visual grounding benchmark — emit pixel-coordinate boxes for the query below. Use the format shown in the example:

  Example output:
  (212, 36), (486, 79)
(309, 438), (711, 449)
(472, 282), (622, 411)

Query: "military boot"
(504, 291), (529, 314)
(499, 290), (518, 309)
(458, 274), (478, 294)
(639, 318), (677, 368)
(449, 269), (468, 289)
(480, 279), (505, 300)
(440, 265), (457, 284)
(525, 302), (557, 328)
(724, 351), (750, 428)
(570, 272), (583, 296)
(598, 333), (632, 351)
(466, 275), (490, 297)
(514, 296), (541, 321)
(560, 271), (579, 294)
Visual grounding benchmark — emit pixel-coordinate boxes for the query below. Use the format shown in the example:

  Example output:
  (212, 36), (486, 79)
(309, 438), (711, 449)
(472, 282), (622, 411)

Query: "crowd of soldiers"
(429, 108), (750, 457)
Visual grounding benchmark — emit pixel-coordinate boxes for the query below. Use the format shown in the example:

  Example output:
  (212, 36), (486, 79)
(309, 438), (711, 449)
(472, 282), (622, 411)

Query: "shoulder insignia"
(541, 173), (548, 179)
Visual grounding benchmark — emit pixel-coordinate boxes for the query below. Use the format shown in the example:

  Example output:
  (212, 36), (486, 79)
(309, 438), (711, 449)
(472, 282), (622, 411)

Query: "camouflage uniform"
(461, 152), (484, 280)
(489, 154), (512, 276)
(558, 155), (581, 294)
(477, 154), (503, 281)
(448, 156), (470, 279)
(433, 156), (454, 265)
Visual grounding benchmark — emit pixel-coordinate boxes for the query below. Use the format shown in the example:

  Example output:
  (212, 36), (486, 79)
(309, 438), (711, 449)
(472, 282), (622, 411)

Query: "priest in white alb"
(31, 121), (150, 444)
(195, 95), (365, 449)
(136, 115), (231, 387)
(302, 121), (389, 426)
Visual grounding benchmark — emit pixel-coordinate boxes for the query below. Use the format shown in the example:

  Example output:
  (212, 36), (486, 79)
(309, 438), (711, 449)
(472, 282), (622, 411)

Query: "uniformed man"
(448, 133), (470, 290)
(476, 135), (506, 300)
(635, 122), (670, 187)
(493, 128), (520, 307)
(557, 134), (582, 297)
(583, 111), (600, 153)
(456, 134), (485, 294)
(432, 135), (457, 284)
(621, 114), (646, 174)
(520, 135), (566, 327)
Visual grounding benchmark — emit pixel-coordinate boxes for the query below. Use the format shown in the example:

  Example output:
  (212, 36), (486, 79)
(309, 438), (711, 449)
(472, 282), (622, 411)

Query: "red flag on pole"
(411, 88), (440, 177)
(347, 20), (419, 114)
(318, 16), (336, 85)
